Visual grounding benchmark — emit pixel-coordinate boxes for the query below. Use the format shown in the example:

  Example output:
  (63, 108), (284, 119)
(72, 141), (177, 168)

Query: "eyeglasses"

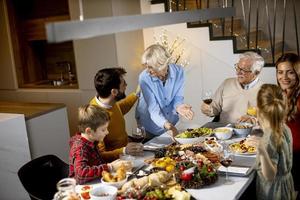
(234, 64), (252, 74)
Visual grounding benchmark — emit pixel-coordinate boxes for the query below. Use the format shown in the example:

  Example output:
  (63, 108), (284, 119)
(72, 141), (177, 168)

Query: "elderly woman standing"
(276, 53), (300, 193)
(135, 44), (194, 139)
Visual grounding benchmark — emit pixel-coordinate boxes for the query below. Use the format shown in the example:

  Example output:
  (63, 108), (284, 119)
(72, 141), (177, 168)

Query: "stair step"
(236, 39), (283, 52)
(189, 18), (242, 30)
(212, 27), (264, 40)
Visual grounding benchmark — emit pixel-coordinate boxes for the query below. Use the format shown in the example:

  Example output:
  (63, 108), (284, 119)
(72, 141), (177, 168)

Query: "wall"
(112, 0), (145, 131)
(0, 1), (278, 136)
(0, 0), (143, 136)
(140, 2), (277, 128)
(0, 0), (17, 89)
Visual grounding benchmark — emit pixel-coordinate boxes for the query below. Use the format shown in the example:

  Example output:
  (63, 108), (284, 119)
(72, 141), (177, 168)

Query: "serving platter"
(229, 139), (257, 155)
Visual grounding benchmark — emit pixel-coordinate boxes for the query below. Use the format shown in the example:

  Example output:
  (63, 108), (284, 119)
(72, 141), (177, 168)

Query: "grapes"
(184, 145), (207, 153)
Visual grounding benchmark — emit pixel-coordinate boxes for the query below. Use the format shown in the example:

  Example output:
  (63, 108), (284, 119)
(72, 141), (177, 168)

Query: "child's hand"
(110, 159), (133, 172)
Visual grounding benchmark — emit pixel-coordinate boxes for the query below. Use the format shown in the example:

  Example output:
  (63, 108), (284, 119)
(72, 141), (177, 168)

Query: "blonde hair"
(78, 104), (110, 133)
(257, 84), (286, 148)
(141, 44), (171, 71)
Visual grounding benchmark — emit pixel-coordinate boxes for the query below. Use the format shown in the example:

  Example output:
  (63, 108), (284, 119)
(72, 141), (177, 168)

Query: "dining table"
(77, 122), (259, 200)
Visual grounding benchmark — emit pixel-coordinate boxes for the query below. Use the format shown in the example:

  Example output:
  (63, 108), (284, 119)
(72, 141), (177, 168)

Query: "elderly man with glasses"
(201, 51), (265, 123)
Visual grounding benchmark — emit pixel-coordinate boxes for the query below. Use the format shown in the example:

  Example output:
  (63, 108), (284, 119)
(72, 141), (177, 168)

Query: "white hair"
(141, 44), (171, 71)
(239, 51), (265, 73)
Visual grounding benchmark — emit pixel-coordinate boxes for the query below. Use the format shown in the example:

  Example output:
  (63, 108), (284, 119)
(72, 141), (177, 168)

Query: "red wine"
(220, 159), (232, 167)
(129, 135), (144, 143)
(203, 99), (212, 104)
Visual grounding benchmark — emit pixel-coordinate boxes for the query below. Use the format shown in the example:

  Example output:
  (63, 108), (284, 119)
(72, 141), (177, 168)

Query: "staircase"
(151, 0), (300, 66)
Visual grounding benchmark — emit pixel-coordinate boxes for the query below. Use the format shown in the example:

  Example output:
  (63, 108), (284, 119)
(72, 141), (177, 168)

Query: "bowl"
(174, 127), (213, 144)
(174, 136), (204, 144)
(89, 185), (117, 200)
(213, 127), (233, 140)
(101, 176), (128, 189)
(233, 122), (253, 137)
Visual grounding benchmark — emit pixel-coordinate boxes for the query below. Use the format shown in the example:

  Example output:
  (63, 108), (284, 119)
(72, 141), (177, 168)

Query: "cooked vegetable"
(175, 127), (213, 138)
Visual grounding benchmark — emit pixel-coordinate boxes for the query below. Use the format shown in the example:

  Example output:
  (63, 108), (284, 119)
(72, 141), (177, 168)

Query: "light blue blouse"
(135, 63), (184, 135)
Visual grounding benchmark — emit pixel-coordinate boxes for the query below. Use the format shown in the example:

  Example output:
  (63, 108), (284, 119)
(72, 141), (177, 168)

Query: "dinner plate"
(230, 150), (256, 155)
(229, 141), (257, 155)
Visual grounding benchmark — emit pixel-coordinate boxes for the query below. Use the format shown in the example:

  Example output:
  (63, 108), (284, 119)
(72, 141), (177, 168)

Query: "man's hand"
(200, 103), (214, 116)
(125, 142), (143, 156)
(176, 104), (194, 120)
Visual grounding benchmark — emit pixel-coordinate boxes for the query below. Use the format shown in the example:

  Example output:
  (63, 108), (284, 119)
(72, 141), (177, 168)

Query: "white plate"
(229, 142), (257, 155)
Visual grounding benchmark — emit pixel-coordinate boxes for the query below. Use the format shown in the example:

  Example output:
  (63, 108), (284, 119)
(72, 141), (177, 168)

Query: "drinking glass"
(220, 142), (234, 185)
(202, 90), (213, 104)
(131, 125), (146, 143)
(247, 102), (257, 117)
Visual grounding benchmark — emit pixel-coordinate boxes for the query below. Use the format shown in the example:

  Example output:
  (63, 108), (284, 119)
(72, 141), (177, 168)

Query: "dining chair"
(18, 154), (69, 200)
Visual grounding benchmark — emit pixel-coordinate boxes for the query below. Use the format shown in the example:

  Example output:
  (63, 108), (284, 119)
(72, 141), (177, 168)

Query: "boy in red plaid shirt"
(69, 104), (132, 184)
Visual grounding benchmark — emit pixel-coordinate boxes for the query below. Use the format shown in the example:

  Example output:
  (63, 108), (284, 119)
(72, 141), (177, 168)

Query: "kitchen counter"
(0, 101), (65, 120)
(0, 101), (70, 162)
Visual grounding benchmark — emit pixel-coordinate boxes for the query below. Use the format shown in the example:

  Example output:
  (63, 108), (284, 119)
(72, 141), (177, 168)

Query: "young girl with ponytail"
(256, 84), (295, 200)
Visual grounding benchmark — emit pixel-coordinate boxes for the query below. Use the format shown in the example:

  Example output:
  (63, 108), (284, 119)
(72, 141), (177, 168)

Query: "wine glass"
(202, 90), (213, 104)
(131, 125), (146, 143)
(220, 142), (234, 185)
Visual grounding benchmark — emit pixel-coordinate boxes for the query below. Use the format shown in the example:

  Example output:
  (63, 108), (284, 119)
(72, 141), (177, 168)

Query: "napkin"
(218, 166), (253, 176)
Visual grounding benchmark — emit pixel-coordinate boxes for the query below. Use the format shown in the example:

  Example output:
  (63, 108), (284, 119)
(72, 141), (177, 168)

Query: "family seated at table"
(68, 44), (300, 199)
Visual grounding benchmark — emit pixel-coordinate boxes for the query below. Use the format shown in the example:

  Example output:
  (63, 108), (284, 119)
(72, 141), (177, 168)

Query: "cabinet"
(6, 0), (78, 89)
(0, 102), (70, 162)
(0, 102), (70, 199)
(0, 113), (30, 200)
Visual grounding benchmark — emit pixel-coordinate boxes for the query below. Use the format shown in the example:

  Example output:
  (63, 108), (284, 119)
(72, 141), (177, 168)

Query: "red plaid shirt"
(69, 133), (109, 184)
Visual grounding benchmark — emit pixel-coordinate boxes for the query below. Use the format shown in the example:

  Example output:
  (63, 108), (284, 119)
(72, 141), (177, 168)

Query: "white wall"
(140, 2), (277, 128)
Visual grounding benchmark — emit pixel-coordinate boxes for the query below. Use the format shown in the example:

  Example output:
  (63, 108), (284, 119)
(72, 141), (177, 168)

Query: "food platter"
(229, 139), (257, 155)
(174, 127), (213, 144)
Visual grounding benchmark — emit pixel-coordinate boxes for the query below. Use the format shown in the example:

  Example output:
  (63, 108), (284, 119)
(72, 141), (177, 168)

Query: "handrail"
(246, 0), (251, 49)
(156, 0), (299, 65)
(273, 0), (277, 64)
(292, 0), (299, 55)
(255, 0), (259, 50)
(282, 0), (287, 56)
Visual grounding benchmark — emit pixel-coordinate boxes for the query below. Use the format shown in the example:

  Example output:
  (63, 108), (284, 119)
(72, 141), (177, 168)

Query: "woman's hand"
(164, 121), (179, 138)
(176, 104), (194, 120)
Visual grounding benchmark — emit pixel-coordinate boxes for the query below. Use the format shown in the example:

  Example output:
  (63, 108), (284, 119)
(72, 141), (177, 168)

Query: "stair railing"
(154, 0), (300, 65)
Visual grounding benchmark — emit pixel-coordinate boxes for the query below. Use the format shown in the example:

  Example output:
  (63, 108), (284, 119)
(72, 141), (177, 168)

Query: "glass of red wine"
(220, 142), (234, 185)
(131, 125), (146, 143)
(202, 90), (213, 104)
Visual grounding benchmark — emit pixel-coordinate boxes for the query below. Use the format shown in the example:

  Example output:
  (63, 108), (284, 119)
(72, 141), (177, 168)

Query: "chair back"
(18, 155), (69, 200)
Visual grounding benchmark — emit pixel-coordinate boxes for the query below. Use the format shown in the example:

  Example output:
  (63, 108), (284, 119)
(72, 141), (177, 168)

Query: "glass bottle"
(53, 178), (80, 200)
